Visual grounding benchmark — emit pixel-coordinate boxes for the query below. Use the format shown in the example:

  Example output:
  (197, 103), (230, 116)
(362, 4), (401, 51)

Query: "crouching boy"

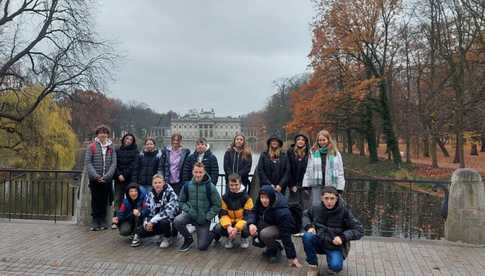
(211, 173), (254, 249)
(139, 174), (179, 248)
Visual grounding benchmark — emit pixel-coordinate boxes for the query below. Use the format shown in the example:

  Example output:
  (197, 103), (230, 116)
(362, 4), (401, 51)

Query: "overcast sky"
(95, 1), (315, 117)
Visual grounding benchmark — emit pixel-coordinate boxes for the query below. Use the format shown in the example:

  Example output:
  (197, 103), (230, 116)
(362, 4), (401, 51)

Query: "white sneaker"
(187, 224), (196, 234)
(240, 238), (250, 249)
(159, 237), (172, 249)
(307, 265), (318, 276)
(224, 239), (234, 249)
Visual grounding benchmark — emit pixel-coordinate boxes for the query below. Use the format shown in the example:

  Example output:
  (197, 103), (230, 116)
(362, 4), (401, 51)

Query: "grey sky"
(95, 1), (314, 117)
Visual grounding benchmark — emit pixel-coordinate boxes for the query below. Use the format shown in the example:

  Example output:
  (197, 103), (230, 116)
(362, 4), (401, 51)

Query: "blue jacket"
(117, 184), (149, 222)
(253, 185), (297, 259)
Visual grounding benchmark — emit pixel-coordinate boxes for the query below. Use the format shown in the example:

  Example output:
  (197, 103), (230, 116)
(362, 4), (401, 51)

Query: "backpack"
(182, 180), (213, 210)
(90, 142), (113, 155)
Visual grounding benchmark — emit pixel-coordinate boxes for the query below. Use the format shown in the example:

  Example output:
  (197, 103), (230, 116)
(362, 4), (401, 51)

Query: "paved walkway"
(1, 221), (484, 275)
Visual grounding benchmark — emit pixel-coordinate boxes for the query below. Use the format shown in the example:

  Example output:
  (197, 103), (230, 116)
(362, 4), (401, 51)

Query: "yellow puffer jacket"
(219, 192), (254, 231)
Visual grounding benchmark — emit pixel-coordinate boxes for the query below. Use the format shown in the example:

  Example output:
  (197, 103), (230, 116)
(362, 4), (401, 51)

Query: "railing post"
(8, 171), (12, 222)
(445, 169), (485, 244)
(54, 172), (58, 223)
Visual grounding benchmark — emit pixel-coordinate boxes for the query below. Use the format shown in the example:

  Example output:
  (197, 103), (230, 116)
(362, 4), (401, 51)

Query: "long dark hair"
(230, 133), (252, 160)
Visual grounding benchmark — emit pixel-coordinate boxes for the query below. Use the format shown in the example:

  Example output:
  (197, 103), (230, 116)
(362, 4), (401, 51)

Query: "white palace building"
(149, 109), (243, 145)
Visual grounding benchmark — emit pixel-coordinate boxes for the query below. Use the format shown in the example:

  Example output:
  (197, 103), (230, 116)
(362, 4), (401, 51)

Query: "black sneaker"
(89, 221), (100, 231)
(269, 248), (282, 263)
(177, 238), (193, 252)
(131, 234), (142, 247)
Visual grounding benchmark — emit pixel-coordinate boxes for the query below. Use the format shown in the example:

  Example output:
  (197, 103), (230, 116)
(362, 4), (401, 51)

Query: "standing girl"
(303, 130), (345, 206)
(133, 138), (162, 196)
(256, 135), (289, 194)
(223, 134), (252, 193)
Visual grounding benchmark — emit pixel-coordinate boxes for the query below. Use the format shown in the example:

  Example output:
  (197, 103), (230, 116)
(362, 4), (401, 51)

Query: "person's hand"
(291, 186), (298, 193)
(333, 236), (343, 246)
(145, 222), (153, 232)
(307, 227), (316, 234)
(249, 224), (258, 236)
(289, 258), (302, 268)
(275, 185), (282, 193)
(95, 175), (102, 182)
(99, 177), (105, 183)
(118, 175), (125, 182)
(228, 226), (237, 239)
(133, 209), (140, 217)
(112, 217), (119, 224)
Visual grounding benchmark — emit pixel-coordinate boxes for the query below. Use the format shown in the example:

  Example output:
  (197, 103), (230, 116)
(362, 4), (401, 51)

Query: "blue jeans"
(302, 232), (344, 272)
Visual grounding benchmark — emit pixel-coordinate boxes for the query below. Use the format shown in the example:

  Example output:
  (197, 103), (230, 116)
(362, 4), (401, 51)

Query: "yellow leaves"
(0, 86), (78, 169)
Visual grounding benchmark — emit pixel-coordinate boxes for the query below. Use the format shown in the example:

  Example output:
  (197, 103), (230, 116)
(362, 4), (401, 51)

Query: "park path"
(1, 221), (484, 275)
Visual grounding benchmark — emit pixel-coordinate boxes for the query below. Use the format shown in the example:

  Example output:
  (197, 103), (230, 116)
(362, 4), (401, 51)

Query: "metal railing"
(0, 169), (82, 222)
(343, 177), (449, 240)
(0, 168), (450, 240)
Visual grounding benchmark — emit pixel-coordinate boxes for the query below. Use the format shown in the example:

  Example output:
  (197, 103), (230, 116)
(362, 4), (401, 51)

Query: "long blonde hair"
(230, 134), (252, 160)
(312, 130), (338, 156)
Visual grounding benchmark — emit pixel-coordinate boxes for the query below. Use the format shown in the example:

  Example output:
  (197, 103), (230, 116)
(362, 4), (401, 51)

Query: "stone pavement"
(0, 220), (484, 275)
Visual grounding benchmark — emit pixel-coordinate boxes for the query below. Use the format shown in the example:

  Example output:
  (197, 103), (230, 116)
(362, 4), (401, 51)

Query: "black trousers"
(89, 180), (111, 221)
(138, 219), (175, 238)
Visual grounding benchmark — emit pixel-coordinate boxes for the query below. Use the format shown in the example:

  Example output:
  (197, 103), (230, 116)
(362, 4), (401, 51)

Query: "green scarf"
(312, 146), (337, 185)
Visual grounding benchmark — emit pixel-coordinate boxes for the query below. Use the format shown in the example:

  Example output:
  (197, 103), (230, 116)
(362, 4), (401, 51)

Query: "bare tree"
(0, 0), (117, 125)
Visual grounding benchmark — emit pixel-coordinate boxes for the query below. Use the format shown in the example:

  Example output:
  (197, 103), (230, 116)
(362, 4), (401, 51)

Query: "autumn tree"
(0, 86), (78, 169)
(0, 0), (116, 124)
(309, 0), (404, 166)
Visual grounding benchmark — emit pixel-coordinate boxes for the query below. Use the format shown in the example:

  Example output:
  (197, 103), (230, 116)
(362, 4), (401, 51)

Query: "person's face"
(270, 140), (280, 149)
(145, 140), (155, 152)
(172, 137), (181, 149)
(193, 166), (205, 182)
(229, 180), (241, 193)
(128, 188), (138, 200)
(260, 193), (270, 208)
(152, 177), (165, 193)
(234, 136), (244, 148)
(295, 136), (306, 148)
(123, 135), (134, 146)
(317, 135), (329, 147)
(321, 193), (337, 209)
(196, 142), (207, 153)
(97, 131), (108, 142)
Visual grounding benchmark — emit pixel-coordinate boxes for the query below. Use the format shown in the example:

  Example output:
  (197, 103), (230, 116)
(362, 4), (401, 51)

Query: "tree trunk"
(378, 81), (401, 167)
(405, 135), (411, 163)
(470, 143), (479, 156)
(431, 136), (439, 168)
(453, 133), (460, 164)
(423, 136), (430, 157)
(359, 135), (366, 156)
(363, 104), (378, 163)
(346, 128), (353, 154)
(437, 139), (450, 157)
(481, 133), (485, 152)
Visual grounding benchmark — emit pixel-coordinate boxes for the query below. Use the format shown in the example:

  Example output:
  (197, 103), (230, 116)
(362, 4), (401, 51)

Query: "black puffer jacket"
(115, 134), (139, 183)
(132, 150), (162, 187)
(253, 185), (297, 259)
(287, 134), (310, 189)
(182, 149), (219, 185)
(223, 148), (252, 188)
(302, 197), (364, 258)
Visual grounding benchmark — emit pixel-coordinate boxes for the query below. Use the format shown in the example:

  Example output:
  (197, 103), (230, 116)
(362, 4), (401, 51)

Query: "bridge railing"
(0, 168), (450, 240)
(0, 169), (82, 222)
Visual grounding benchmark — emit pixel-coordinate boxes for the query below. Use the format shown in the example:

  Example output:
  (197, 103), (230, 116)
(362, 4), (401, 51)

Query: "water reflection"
(344, 179), (445, 240)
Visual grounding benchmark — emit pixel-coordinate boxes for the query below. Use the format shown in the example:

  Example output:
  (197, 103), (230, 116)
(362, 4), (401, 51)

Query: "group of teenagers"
(84, 125), (364, 275)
